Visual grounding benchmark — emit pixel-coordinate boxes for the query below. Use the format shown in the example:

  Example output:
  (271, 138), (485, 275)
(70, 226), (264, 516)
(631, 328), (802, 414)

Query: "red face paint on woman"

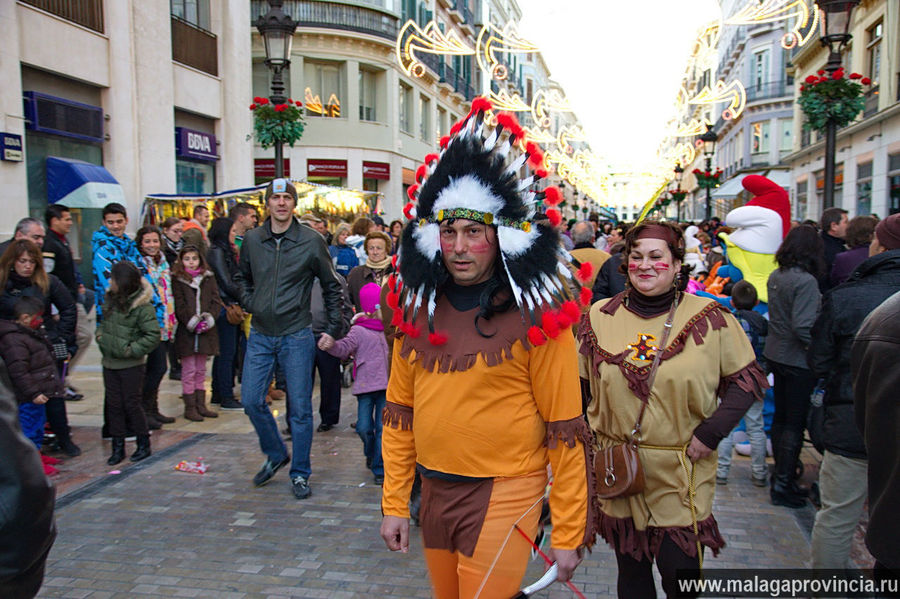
(653, 262), (670, 272)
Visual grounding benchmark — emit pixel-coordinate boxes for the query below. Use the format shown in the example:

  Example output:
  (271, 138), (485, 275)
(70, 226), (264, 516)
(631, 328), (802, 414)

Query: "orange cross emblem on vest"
(628, 334), (659, 362)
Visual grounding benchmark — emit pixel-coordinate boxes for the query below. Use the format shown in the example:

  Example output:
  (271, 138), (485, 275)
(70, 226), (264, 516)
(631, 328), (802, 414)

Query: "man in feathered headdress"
(379, 98), (595, 596)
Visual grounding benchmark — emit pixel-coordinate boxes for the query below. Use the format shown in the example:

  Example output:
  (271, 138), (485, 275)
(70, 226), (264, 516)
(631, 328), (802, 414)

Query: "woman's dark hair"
(619, 220), (692, 291)
(208, 217), (235, 248)
(775, 224), (825, 277)
(845, 215), (876, 248)
(0, 239), (49, 294)
(135, 225), (163, 259)
(171, 245), (210, 279)
(107, 261), (143, 313)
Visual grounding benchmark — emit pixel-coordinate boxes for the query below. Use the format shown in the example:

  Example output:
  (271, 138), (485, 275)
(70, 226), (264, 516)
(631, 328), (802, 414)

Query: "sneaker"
(64, 388), (84, 401)
(253, 455), (290, 487)
(219, 398), (244, 411)
(291, 476), (312, 499)
(716, 476), (728, 485)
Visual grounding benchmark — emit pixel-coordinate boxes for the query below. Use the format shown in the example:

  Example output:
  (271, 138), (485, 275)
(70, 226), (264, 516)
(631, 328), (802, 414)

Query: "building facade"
(0, 0), (252, 280)
(784, 0), (900, 219)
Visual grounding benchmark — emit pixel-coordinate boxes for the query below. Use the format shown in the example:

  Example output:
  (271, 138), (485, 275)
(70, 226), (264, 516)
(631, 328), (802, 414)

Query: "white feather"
(500, 251), (524, 309)
(433, 175), (505, 215)
(517, 176), (535, 191)
(496, 139), (511, 158)
(523, 191), (536, 205)
(413, 223), (442, 260)
(497, 225), (538, 257)
(505, 153), (527, 175)
(484, 130), (498, 151)
(557, 260), (574, 280)
(427, 288), (437, 318)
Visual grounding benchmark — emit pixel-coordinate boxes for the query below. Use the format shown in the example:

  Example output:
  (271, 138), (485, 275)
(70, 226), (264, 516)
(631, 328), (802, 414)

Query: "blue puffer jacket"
(91, 226), (163, 324)
(330, 244), (360, 278)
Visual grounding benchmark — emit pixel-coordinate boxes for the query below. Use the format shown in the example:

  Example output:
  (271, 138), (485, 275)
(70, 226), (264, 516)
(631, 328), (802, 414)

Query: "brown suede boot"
(148, 389), (175, 424)
(183, 393), (204, 422)
(195, 390), (218, 418)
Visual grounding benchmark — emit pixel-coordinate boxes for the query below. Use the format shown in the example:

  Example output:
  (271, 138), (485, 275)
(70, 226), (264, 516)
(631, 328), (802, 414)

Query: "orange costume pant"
(423, 470), (548, 599)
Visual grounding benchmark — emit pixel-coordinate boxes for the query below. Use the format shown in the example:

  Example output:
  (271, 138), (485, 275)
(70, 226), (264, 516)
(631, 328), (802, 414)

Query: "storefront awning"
(711, 176), (745, 199)
(46, 156), (125, 208)
(762, 169), (791, 189)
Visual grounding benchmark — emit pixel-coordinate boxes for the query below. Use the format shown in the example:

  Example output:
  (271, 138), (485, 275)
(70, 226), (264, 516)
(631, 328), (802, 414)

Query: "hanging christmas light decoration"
(487, 89), (532, 112)
(396, 20), (475, 77)
(725, 0), (819, 49)
(531, 88), (573, 128)
(522, 127), (556, 146)
(475, 22), (539, 80)
(689, 79), (746, 121)
(556, 126), (588, 155)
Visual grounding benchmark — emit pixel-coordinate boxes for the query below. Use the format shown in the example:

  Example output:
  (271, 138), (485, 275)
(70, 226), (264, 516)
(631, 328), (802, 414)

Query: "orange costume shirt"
(381, 299), (594, 550)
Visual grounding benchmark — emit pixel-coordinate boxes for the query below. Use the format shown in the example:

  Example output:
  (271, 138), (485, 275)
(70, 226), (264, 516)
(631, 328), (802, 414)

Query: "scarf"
(165, 234), (184, 256)
(186, 267), (204, 278)
(366, 256), (392, 270)
(624, 287), (677, 318)
(353, 315), (384, 331)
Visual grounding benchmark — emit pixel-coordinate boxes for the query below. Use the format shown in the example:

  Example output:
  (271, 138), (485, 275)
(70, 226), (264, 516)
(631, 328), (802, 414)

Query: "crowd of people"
(2, 161), (899, 596)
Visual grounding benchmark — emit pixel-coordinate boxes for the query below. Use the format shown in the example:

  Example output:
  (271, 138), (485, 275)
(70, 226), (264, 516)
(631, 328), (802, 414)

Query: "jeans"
(212, 309), (239, 401)
(356, 390), (386, 476)
(142, 340), (169, 399)
(313, 346), (342, 426)
(181, 353), (208, 395)
(811, 450), (868, 569)
(717, 399), (767, 480)
(242, 327), (315, 480)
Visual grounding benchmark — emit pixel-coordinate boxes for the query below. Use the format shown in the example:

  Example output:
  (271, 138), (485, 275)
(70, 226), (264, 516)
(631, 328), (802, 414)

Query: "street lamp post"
(699, 125), (718, 222)
(256, 0), (298, 179)
(818, 0), (860, 210)
(673, 162), (684, 222)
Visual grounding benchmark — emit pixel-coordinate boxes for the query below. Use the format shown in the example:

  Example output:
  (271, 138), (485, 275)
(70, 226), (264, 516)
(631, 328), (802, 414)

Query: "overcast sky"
(516, 0), (721, 173)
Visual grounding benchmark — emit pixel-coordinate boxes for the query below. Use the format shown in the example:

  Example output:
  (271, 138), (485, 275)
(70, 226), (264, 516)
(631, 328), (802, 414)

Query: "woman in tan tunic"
(578, 221), (767, 598)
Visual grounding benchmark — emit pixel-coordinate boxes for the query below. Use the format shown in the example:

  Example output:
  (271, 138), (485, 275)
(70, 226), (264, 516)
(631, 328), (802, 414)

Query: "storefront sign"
(175, 127), (218, 161)
(308, 159), (347, 178)
(362, 161), (390, 180)
(254, 158), (290, 178)
(1, 133), (23, 162)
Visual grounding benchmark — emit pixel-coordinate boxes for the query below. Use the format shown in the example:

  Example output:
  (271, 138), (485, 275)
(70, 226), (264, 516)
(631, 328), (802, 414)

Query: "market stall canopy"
(711, 176), (745, 199)
(46, 157), (125, 208)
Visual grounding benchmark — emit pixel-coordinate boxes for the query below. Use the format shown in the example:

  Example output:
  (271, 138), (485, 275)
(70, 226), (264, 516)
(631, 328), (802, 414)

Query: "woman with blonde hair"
(329, 222), (358, 278)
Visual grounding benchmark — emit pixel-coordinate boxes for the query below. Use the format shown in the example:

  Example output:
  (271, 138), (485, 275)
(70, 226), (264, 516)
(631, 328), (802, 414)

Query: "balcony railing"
(863, 86), (879, 118)
(251, 0), (399, 42)
(171, 16), (218, 76)
(453, 0), (472, 25)
(437, 61), (474, 101)
(746, 80), (788, 102)
(21, 0), (103, 33)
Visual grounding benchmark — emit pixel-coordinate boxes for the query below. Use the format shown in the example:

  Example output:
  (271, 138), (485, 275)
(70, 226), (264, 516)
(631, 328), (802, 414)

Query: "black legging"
(768, 361), (816, 455)
(614, 533), (703, 599)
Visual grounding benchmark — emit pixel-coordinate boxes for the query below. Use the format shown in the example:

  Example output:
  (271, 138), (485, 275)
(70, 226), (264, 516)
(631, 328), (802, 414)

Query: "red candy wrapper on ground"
(175, 459), (208, 474)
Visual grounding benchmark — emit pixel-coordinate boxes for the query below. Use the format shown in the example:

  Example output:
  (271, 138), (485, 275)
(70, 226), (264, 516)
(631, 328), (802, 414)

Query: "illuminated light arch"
(673, 118), (713, 138)
(396, 20), (474, 78)
(486, 89), (531, 112)
(725, 0), (819, 50)
(522, 127), (556, 146)
(475, 23), (539, 81)
(531, 88), (573, 129)
(689, 80), (746, 121)
(691, 19), (722, 58)
(556, 126), (588, 154)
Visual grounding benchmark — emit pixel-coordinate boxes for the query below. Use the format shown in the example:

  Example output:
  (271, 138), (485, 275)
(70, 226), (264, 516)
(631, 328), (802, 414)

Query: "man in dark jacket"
(591, 241), (626, 302)
(235, 178), (344, 500)
(819, 207), (848, 292)
(0, 355), (56, 597)
(808, 213), (900, 569)
(853, 287), (900, 579)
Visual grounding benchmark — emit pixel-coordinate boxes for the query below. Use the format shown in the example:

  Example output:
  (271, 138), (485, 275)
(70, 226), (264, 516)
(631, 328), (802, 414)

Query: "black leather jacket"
(207, 242), (241, 306)
(808, 249), (900, 459)
(0, 358), (56, 591)
(235, 218), (343, 338)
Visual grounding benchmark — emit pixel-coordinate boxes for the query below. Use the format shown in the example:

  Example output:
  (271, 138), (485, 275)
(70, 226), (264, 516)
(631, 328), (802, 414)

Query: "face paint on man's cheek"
(653, 262), (671, 272)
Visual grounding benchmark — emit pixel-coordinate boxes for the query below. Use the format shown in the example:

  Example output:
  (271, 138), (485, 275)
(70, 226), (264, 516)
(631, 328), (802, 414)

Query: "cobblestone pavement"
(40, 347), (824, 598)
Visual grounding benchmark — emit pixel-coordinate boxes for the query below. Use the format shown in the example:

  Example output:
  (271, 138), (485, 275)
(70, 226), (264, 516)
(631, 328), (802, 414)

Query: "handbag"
(225, 303), (244, 326)
(594, 295), (679, 499)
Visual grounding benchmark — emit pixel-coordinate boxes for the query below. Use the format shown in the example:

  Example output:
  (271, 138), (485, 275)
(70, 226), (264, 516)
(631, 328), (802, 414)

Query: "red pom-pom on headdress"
(541, 311), (561, 339)
(439, 135), (451, 148)
(579, 286), (593, 307)
(391, 254), (399, 269)
(535, 167), (549, 179)
(387, 273), (398, 292)
(424, 153), (439, 165)
(407, 184), (419, 201)
(543, 186), (561, 206)
(561, 300), (582, 323)
(403, 202), (416, 220)
(547, 209), (562, 227)
(400, 322), (421, 338)
(470, 97), (493, 114)
(496, 113), (523, 138)
(390, 309), (403, 328)
(415, 164), (426, 183)
(527, 325), (547, 346)
(386, 290), (400, 310)
(449, 121), (463, 136)
(525, 142), (544, 169)
(428, 332), (448, 345)
(576, 261), (594, 283)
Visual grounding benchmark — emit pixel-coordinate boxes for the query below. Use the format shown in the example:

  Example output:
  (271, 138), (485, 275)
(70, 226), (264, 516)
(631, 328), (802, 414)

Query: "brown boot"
(183, 393), (203, 422)
(195, 390), (218, 418)
(148, 389), (175, 424)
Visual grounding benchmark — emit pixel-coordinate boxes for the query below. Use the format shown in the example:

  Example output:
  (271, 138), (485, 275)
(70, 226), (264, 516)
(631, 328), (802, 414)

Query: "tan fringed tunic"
(578, 291), (767, 559)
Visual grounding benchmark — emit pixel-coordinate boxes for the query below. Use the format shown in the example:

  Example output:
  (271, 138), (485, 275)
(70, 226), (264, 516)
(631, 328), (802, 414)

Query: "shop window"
(796, 180), (808, 220)
(856, 162), (872, 216)
(305, 62), (342, 118)
(888, 154), (900, 215)
(176, 160), (215, 195)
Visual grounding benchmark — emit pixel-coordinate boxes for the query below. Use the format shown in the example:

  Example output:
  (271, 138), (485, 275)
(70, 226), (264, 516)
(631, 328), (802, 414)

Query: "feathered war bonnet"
(386, 96), (594, 347)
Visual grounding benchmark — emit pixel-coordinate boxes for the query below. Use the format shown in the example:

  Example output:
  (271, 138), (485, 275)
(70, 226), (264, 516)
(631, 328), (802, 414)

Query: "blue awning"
(46, 156), (125, 208)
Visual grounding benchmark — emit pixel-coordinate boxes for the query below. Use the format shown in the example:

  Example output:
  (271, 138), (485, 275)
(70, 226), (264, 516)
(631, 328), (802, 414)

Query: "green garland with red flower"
(798, 69), (871, 133)
(249, 96), (305, 149)
(693, 168), (723, 189)
(670, 189), (688, 203)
